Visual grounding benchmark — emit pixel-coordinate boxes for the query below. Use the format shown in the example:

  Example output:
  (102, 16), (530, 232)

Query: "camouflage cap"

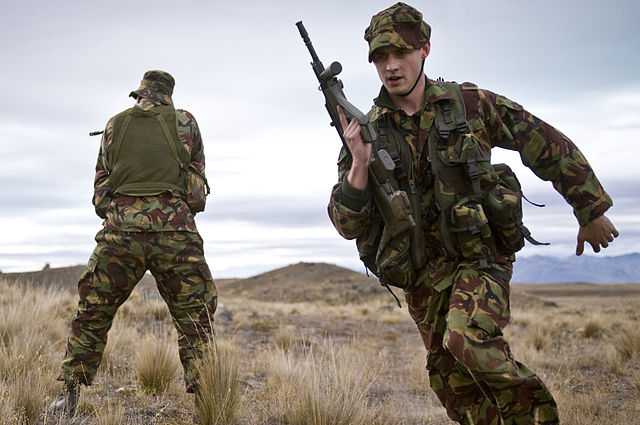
(364, 2), (431, 62)
(129, 70), (175, 104)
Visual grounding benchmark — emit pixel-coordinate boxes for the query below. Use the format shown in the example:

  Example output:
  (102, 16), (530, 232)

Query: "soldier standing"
(328, 3), (618, 424)
(51, 70), (216, 415)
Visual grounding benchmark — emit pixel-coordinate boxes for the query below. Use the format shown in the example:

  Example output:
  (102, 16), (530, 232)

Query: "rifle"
(296, 21), (415, 238)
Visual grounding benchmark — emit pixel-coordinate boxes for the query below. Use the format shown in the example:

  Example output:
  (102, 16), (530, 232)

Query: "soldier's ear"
(421, 42), (431, 59)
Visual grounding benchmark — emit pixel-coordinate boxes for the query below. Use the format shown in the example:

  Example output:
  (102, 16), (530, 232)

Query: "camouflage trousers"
(59, 229), (217, 393)
(405, 262), (559, 425)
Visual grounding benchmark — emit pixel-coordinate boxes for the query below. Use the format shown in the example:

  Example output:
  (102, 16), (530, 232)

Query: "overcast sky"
(1, 0), (638, 278)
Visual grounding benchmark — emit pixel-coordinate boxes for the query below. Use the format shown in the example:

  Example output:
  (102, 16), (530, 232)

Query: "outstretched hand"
(576, 214), (619, 255)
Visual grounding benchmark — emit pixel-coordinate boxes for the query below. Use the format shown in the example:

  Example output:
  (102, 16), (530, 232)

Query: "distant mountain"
(512, 253), (640, 284)
(4, 256), (638, 296)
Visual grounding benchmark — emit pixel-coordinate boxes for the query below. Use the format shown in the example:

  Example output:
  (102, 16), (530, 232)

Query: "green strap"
(156, 113), (192, 197)
(155, 114), (186, 167)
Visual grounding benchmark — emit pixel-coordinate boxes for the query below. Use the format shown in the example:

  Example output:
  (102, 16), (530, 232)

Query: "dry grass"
(93, 401), (127, 425)
(194, 340), (246, 425)
(1, 273), (639, 425)
(266, 341), (381, 425)
(613, 325), (640, 361)
(136, 334), (180, 395)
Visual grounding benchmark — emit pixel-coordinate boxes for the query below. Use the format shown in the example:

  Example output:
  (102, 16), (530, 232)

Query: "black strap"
(379, 280), (402, 308)
(519, 224), (550, 246)
(398, 61), (426, 97)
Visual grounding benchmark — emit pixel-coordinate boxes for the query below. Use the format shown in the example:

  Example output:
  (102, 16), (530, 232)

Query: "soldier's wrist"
(341, 177), (370, 212)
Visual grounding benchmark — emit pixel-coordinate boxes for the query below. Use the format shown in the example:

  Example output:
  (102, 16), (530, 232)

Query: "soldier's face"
(371, 45), (426, 96)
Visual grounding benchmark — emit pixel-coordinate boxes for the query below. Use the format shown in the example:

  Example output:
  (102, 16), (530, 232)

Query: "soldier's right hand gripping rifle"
(296, 21), (416, 238)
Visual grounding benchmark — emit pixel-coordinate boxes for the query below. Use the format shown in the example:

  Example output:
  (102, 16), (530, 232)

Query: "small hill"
(0, 262), (390, 305)
(0, 265), (156, 292)
(215, 262), (387, 304)
(0, 265), (85, 291)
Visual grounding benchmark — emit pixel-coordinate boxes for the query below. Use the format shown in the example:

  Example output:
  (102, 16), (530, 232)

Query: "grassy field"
(1, 263), (639, 424)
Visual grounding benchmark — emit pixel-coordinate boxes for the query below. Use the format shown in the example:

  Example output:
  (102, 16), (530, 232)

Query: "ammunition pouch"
(185, 164), (210, 213)
(368, 149), (415, 237)
(357, 217), (416, 290)
(450, 197), (494, 259)
(483, 163), (525, 253)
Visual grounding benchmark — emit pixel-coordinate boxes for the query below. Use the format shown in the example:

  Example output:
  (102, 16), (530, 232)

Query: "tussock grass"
(0, 281), (65, 425)
(0, 383), (17, 425)
(530, 325), (552, 351)
(195, 339), (246, 425)
(268, 341), (381, 425)
(613, 325), (640, 361)
(272, 325), (312, 352)
(12, 370), (49, 425)
(582, 320), (604, 339)
(136, 334), (180, 395)
(605, 345), (624, 376)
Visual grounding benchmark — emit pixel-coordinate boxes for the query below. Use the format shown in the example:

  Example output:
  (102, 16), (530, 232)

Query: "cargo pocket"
(77, 254), (99, 299)
(465, 271), (510, 337)
(197, 262), (218, 317)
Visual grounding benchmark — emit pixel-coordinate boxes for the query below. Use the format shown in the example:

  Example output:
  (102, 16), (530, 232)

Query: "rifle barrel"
(295, 21), (323, 69)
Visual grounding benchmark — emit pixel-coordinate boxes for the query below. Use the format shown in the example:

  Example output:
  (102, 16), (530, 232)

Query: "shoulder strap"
(432, 82), (468, 141)
(156, 113), (187, 168)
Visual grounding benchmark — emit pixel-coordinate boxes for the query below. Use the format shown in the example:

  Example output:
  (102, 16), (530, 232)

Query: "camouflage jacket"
(328, 79), (612, 288)
(93, 98), (206, 232)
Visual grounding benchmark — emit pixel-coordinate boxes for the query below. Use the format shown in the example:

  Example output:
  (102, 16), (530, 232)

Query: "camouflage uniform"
(328, 3), (612, 424)
(59, 70), (216, 393)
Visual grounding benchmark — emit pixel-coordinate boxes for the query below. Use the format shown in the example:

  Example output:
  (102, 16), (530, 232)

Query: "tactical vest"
(362, 81), (543, 289)
(109, 105), (189, 197)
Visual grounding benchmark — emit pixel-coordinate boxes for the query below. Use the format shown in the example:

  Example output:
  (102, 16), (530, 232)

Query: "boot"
(49, 381), (79, 416)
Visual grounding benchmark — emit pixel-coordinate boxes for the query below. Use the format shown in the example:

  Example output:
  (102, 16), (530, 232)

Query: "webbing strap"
(442, 101), (453, 124)
(466, 155), (482, 197)
(156, 114), (186, 168)
(519, 224), (550, 246)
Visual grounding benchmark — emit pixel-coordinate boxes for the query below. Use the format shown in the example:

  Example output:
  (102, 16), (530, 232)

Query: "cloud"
(1, 0), (638, 275)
